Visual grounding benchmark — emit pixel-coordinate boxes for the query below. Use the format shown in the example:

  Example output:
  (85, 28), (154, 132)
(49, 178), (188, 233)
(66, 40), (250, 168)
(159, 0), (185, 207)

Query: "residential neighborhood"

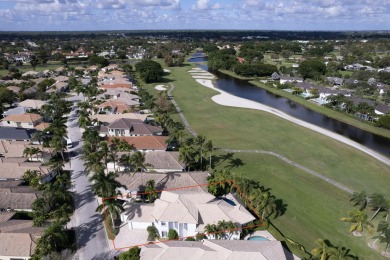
(0, 29), (390, 260)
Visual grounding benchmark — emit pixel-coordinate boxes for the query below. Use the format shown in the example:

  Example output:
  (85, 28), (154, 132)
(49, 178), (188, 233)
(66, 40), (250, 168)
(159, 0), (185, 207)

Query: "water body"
(188, 52), (390, 157)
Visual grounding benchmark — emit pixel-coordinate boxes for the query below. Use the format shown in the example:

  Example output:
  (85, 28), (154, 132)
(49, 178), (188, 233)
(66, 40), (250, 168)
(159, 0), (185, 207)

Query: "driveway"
(66, 94), (115, 260)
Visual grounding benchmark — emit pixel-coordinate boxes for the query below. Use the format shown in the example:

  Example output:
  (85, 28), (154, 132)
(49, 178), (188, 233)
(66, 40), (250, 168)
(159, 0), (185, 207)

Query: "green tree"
(89, 170), (123, 198)
(373, 228), (390, 256)
(377, 115), (390, 130)
(147, 225), (160, 240)
(298, 59), (327, 80)
(30, 55), (39, 70)
(135, 60), (164, 83)
(118, 247), (141, 260)
(145, 179), (158, 203)
(340, 209), (374, 235)
(350, 191), (367, 210)
(311, 239), (333, 260)
(97, 198), (124, 230)
(168, 229), (179, 240)
(368, 193), (389, 221)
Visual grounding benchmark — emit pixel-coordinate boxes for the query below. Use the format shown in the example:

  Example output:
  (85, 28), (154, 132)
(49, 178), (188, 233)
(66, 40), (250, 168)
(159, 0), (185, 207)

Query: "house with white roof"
(122, 190), (255, 240)
(140, 240), (295, 260)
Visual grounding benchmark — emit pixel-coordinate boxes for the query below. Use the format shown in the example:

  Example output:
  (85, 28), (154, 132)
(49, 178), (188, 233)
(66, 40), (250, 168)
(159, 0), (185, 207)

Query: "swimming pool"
(247, 236), (270, 241)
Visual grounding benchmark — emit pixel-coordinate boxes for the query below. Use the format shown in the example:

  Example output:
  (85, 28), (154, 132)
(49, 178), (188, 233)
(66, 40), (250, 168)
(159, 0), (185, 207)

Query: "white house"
(106, 118), (163, 137)
(280, 76), (303, 84)
(140, 240), (295, 260)
(122, 190), (256, 240)
(1, 113), (42, 129)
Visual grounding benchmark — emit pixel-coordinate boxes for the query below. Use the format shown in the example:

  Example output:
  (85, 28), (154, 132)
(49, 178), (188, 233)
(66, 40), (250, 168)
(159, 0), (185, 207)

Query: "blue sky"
(0, 0), (389, 31)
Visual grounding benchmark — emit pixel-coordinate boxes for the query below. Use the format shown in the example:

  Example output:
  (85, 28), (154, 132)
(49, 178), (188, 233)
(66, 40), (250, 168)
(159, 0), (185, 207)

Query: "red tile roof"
(107, 136), (168, 150)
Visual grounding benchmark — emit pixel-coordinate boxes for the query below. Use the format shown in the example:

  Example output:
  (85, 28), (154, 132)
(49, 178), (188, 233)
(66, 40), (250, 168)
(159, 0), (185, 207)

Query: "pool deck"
(245, 230), (277, 241)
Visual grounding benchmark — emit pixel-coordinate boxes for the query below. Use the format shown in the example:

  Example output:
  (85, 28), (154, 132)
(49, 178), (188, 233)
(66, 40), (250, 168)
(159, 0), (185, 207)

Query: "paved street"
(66, 94), (114, 260)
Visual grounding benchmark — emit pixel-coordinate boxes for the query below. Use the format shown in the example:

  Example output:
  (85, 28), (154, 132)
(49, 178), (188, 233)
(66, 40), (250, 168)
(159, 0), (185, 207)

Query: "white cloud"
(192, 0), (221, 10)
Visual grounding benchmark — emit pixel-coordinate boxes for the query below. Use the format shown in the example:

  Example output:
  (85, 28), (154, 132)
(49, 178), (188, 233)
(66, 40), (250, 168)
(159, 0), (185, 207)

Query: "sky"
(0, 0), (389, 31)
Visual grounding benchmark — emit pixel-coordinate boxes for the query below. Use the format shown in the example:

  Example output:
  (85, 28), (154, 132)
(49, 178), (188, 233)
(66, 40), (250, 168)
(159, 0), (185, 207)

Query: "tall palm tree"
(311, 239), (333, 260)
(194, 135), (206, 170)
(373, 229), (390, 256)
(51, 203), (73, 225)
(340, 209), (374, 235)
(145, 179), (158, 203)
(350, 191), (367, 210)
(40, 221), (68, 253)
(204, 224), (219, 239)
(83, 152), (104, 175)
(179, 145), (195, 171)
(368, 193), (389, 221)
(130, 151), (147, 173)
(49, 135), (66, 161)
(217, 220), (237, 240)
(204, 139), (214, 170)
(89, 170), (123, 198)
(370, 221), (389, 249)
(262, 195), (278, 219)
(99, 141), (110, 172)
(96, 198), (124, 230)
(29, 147), (42, 161)
(23, 147), (33, 161)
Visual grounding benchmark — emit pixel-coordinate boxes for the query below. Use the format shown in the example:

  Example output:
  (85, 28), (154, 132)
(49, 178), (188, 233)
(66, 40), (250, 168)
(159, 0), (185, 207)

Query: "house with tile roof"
(116, 171), (208, 196)
(18, 99), (47, 110)
(108, 151), (184, 173)
(1, 113), (42, 129)
(122, 190), (255, 240)
(140, 240), (294, 260)
(0, 233), (40, 260)
(104, 118), (163, 137)
(107, 136), (169, 151)
(96, 99), (131, 114)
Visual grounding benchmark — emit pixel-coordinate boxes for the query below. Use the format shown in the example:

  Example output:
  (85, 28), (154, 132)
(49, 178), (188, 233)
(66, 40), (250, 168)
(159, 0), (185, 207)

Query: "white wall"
(129, 221), (152, 229)
(1, 121), (37, 129)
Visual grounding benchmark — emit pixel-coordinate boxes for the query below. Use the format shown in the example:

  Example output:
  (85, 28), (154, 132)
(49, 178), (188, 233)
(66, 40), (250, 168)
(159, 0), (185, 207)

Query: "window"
(161, 221), (166, 226)
(184, 223), (188, 230)
(162, 231), (167, 237)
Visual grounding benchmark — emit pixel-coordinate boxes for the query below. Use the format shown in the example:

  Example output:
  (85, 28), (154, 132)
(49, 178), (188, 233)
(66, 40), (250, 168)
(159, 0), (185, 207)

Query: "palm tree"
(99, 141), (110, 172)
(49, 135), (66, 161)
(179, 144), (196, 171)
(32, 198), (49, 226)
(29, 147), (42, 161)
(311, 239), (333, 260)
(204, 140), (214, 170)
(194, 135), (206, 170)
(204, 223), (219, 239)
(368, 193), (389, 221)
(96, 198), (124, 230)
(370, 221), (389, 249)
(31, 131), (46, 145)
(130, 151), (147, 173)
(83, 152), (104, 175)
(90, 170), (123, 198)
(261, 195), (278, 219)
(23, 147), (33, 161)
(40, 221), (68, 253)
(340, 209), (374, 235)
(328, 246), (356, 260)
(51, 203), (73, 225)
(145, 179), (158, 203)
(350, 191), (367, 210)
(217, 220), (237, 240)
(373, 229), (390, 256)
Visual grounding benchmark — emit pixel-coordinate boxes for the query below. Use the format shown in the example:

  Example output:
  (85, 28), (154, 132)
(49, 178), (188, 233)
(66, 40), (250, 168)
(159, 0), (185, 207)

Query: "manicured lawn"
(213, 152), (385, 259)
(140, 63), (390, 258)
